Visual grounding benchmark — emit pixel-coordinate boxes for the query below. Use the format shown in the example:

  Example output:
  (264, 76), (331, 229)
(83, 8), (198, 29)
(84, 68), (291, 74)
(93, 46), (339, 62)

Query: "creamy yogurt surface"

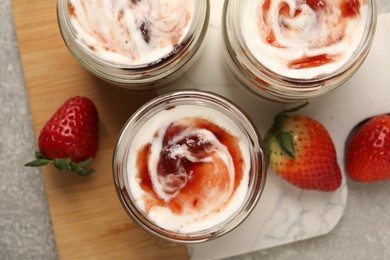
(241, 0), (369, 79)
(126, 105), (251, 233)
(67, 0), (194, 65)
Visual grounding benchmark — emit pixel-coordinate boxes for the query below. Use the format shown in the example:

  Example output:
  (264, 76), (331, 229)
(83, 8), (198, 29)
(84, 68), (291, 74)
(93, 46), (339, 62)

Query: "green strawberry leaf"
(25, 152), (95, 176)
(277, 132), (295, 159)
(265, 102), (308, 165)
(53, 158), (72, 171)
(53, 158), (95, 176)
(24, 159), (51, 167)
(70, 162), (95, 176)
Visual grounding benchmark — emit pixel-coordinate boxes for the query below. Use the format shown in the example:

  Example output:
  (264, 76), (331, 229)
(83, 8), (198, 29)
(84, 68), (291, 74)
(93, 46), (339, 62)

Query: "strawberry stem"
(265, 102), (309, 162)
(25, 152), (95, 176)
(278, 102), (309, 115)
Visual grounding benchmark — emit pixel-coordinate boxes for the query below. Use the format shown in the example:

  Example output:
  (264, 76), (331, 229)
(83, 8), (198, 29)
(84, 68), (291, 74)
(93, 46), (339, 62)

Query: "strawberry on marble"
(345, 114), (390, 182)
(264, 103), (342, 191)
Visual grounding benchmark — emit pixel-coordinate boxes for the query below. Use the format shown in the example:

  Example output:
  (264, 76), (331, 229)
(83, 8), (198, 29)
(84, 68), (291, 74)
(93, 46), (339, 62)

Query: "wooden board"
(11, 1), (188, 259)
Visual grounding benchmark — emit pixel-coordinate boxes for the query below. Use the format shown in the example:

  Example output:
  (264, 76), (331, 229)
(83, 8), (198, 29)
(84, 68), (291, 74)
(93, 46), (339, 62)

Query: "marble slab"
(154, 1), (377, 259)
(185, 9), (390, 259)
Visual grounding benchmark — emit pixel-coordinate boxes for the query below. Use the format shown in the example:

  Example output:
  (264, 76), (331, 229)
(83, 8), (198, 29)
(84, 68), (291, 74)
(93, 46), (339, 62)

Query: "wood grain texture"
(11, 0), (188, 259)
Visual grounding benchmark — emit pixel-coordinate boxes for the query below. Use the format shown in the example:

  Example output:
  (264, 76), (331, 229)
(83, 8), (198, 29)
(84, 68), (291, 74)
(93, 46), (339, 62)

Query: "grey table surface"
(1, 1), (390, 259)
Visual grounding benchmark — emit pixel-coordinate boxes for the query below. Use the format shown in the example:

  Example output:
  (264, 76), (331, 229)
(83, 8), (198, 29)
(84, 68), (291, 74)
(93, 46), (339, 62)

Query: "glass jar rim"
(57, 0), (210, 85)
(112, 90), (267, 243)
(57, 0), (209, 70)
(223, 0), (377, 86)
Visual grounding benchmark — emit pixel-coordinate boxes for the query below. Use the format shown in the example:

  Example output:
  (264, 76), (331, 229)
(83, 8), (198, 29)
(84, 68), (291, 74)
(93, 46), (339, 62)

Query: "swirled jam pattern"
(127, 105), (250, 233)
(242, 0), (368, 79)
(67, 0), (193, 65)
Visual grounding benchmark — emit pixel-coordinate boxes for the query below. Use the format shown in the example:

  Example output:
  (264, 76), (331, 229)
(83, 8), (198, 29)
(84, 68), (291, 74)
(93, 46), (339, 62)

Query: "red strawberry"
(25, 96), (99, 176)
(345, 114), (390, 182)
(265, 103), (342, 191)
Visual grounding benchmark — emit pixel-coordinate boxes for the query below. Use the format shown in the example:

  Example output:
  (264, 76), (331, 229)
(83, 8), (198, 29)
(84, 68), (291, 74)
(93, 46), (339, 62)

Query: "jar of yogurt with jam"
(113, 90), (266, 243)
(57, 0), (210, 90)
(223, 0), (377, 102)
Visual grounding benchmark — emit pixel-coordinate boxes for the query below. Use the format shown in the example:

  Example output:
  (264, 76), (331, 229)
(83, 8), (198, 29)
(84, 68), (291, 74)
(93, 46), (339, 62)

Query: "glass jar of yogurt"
(57, 0), (209, 90)
(113, 90), (266, 243)
(223, 0), (377, 102)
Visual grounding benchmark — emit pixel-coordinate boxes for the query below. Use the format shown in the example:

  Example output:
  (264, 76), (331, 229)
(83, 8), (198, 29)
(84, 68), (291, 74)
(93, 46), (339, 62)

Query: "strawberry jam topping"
(288, 54), (337, 70)
(67, 0), (193, 65)
(68, 3), (76, 17)
(258, 0), (365, 70)
(341, 0), (362, 18)
(136, 117), (245, 216)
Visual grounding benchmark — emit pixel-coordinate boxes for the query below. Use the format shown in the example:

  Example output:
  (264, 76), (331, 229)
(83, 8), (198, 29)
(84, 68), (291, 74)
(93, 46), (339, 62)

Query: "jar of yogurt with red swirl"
(57, 0), (209, 90)
(223, 0), (377, 102)
(113, 90), (266, 243)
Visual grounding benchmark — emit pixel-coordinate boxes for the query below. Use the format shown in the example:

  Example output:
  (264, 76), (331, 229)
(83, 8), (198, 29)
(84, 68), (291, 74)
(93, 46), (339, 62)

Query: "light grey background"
(0, 0), (389, 259)
(0, 0), (57, 259)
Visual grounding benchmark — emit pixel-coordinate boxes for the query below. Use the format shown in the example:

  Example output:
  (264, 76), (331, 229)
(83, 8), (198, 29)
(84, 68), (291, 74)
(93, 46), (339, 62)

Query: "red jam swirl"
(66, 0), (193, 65)
(136, 117), (245, 215)
(258, 0), (365, 70)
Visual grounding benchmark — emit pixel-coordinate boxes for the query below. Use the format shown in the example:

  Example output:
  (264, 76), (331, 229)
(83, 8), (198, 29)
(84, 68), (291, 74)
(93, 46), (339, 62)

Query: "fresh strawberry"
(25, 96), (99, 176)
(345, 114), (390, 182)
(264, 103), (342, 191)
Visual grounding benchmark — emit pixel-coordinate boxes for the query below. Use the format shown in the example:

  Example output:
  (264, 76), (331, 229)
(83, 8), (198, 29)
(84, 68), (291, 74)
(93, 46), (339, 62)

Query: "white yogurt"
(241, 0), (368, 79)
(68, 0), (194, 65)
(126, 105), (251, 233)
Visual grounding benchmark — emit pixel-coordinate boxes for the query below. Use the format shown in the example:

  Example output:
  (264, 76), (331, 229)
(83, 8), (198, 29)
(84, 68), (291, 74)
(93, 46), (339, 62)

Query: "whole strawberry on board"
(264, 103), (342, 192)
(345, 114), (390, 182)
(25, 96), (99, 176)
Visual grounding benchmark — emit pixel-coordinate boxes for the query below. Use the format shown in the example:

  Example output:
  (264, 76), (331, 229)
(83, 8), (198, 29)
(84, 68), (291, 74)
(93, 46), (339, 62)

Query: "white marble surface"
(160, 1), (374, 258)
(160, 1), (390, 259)
(1, 1), (390, 260)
